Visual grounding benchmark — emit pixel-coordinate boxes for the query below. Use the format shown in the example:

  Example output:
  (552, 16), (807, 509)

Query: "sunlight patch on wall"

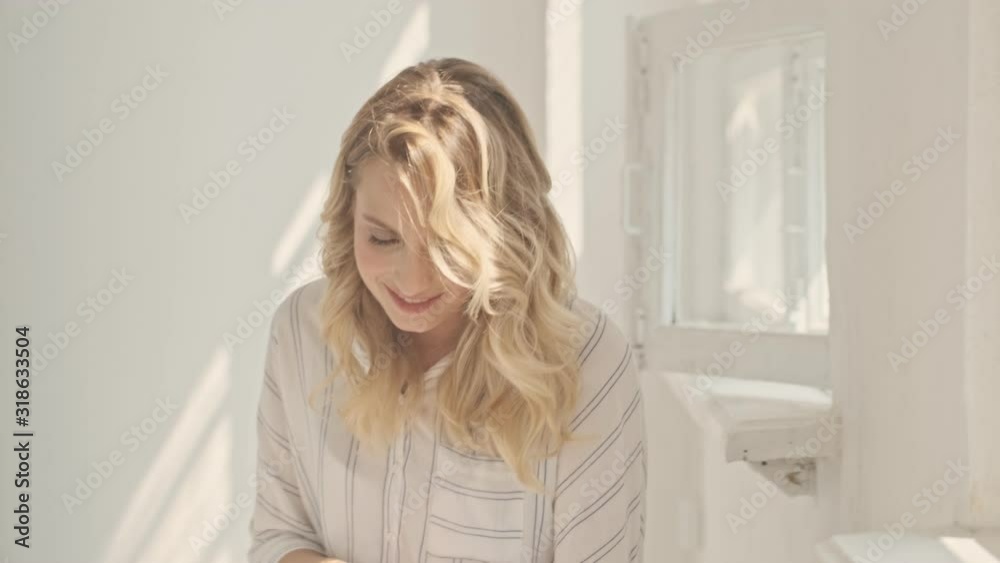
(99, 348), (231, 563)
(270, 171), (329, 275)
(379, 1), (430, 85)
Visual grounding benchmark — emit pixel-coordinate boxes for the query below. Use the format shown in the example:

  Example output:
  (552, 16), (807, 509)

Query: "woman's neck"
(408, 316), (467, 373)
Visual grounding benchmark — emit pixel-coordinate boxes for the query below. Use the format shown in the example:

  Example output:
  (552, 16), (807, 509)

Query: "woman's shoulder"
(562, 296), (645, 452)
(270, 276), (328, 341)
(266, 277), (331, 387)
(567, 296), (634, 375)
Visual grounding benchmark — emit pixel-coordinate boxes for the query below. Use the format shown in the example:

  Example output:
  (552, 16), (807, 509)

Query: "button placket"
(383, 424), (409, 561)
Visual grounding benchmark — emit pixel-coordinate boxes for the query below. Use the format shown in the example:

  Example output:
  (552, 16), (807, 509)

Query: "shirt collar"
(351, 338), (453, 380)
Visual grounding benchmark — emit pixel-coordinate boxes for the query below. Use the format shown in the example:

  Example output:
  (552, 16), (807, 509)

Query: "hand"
(280, 549), (348, 563)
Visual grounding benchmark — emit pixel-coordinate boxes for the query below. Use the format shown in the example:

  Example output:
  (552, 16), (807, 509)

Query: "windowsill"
(817, 533), (1000, 563)
(659, 371), (836, 463)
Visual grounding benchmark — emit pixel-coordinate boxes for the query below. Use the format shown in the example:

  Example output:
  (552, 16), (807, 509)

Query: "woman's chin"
(384, 309), (436, 333)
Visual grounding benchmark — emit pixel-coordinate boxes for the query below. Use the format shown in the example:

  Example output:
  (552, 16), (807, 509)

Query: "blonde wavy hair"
(314, 57), (589, 493)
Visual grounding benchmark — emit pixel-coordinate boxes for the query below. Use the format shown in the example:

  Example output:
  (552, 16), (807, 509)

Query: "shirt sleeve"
(248, 303), (328, 563)
(552, 312), (648, 563)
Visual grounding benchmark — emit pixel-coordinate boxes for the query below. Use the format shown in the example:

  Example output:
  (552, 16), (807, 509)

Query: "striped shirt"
(248, 278), (647, 563)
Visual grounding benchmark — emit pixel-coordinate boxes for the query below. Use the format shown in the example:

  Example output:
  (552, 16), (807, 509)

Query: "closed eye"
(368, 234), (399, 247)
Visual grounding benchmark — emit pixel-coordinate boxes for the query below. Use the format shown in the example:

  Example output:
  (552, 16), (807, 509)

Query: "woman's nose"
(393, 246), (436, 292)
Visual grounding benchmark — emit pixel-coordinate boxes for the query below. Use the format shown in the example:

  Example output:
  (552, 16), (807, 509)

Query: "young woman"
(249, 58), (647, 563)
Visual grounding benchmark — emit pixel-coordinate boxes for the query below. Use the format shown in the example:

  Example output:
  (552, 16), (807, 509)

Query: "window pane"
(663, 33), (829, 334)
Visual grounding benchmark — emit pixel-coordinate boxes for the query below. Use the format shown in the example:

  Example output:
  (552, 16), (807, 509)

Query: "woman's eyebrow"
(361, 213), (400, 235)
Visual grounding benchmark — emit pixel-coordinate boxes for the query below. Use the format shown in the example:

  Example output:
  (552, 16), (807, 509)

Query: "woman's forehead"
(355, 162), (427, 241)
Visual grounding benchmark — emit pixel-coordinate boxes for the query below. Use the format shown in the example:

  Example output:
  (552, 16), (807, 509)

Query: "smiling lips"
(386, 286), (443, 313)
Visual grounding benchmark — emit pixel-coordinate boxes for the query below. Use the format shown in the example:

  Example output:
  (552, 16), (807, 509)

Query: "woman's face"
(353, 158), (469, 339)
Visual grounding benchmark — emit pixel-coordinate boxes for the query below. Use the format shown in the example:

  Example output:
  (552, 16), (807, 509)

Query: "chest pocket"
(424, 441), (527, 563)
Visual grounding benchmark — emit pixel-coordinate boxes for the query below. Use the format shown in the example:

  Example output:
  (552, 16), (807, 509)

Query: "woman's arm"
(551, 315), (648, 562)
(248, 299), (334, 563)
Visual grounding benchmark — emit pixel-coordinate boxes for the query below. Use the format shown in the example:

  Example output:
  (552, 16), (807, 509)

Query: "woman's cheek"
(356, 242), (389, 280)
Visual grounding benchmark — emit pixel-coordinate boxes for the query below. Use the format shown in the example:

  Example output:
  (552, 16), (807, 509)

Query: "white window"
(625, 0), (829, 386)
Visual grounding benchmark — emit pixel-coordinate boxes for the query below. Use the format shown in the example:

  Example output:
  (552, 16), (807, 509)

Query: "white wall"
(0, 2), (547, 561)
(828, 0), (1000, 538)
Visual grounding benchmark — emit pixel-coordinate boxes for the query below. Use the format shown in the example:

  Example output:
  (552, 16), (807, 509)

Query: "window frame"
(624, 0), (829, 387)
